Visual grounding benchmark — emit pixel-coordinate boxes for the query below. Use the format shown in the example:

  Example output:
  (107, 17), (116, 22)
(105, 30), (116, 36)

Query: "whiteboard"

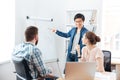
(26, 19), (57, 61)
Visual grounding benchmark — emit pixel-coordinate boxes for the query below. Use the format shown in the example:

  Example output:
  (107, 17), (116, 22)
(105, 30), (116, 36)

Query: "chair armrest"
(15, 73), (26, 80)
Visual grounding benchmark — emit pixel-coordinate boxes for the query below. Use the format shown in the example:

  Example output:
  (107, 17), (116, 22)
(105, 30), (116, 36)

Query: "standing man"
(52, 13), (88, 62)
(12, 26), (57, 80)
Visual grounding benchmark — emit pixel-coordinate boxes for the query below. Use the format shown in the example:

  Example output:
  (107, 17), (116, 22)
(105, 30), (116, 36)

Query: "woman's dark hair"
(74, 13), (85, 21)
(25, 26), (38, 41)
(85, 31), (100, 45)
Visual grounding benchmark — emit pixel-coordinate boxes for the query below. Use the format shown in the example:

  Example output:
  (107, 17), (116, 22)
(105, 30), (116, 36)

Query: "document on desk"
(95, 72), (116, 80)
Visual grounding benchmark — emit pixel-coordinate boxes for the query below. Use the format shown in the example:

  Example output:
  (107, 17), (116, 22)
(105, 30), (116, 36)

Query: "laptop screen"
(65, 62), (96, 80)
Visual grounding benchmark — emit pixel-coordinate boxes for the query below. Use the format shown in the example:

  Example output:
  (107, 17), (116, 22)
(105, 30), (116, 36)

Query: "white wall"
(0, 62), (16, 80)
(15, 0), (103, 75)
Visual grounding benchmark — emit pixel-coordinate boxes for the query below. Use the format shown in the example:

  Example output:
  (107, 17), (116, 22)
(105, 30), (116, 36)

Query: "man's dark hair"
(74, 13), (85, 21)
(25, 26), (38, 41)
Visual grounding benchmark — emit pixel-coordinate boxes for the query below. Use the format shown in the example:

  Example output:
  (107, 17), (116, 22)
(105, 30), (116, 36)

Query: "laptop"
(65, 62), (96, 80)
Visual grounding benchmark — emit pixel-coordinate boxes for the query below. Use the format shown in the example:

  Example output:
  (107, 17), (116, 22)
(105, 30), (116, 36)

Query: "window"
(102, 0), (120, 58)
(0, 0), (15, 63)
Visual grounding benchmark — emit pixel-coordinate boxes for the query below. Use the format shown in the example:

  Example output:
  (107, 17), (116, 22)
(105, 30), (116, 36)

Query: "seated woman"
(77, 31), (105, 72)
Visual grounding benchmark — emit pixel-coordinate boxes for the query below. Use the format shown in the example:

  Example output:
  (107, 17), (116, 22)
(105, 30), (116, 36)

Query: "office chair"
(102, 50), (111, 72)
(13, 59), (33, 80)
(13, 59), (58, 80)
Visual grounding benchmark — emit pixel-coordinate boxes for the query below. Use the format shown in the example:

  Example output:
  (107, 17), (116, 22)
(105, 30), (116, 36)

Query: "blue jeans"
(66, 53), (78, 62)
(45, 76), (58, 80)
(45, 78), (53, 80)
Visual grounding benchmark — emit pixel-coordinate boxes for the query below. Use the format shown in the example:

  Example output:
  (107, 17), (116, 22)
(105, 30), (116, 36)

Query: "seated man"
(12, 26), (57, 80)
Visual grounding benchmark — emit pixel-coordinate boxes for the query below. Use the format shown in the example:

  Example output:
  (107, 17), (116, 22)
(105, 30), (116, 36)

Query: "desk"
(111, 58), (120, 65)
(111, 58), (120, 80)
(95, 72), (116, 80)
(111, 58), (120, 72)
(57, 72), (116, 80)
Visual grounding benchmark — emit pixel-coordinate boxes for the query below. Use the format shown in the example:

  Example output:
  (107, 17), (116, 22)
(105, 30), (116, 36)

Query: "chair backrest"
(13, 59), (32, 80)
(102, 50), (111, 72)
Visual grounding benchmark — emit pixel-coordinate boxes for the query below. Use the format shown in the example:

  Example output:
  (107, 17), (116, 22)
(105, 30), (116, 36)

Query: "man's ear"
(35, 34), (38, 40)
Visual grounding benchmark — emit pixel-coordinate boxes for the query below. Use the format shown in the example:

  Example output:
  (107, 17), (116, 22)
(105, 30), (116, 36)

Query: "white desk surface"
(57, 72), (116, 80)
(111, 58), (120, 65)
(95, 72), (116, 80)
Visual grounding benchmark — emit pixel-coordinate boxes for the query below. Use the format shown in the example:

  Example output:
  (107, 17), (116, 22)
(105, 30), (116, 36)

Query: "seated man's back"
(12, 26), (57, 80)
